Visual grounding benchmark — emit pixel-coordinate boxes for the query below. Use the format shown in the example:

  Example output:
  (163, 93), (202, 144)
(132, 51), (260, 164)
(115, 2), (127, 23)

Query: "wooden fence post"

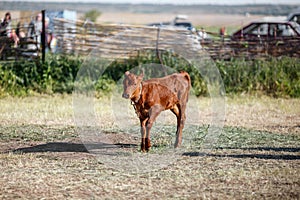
(41, 10), (46, 63)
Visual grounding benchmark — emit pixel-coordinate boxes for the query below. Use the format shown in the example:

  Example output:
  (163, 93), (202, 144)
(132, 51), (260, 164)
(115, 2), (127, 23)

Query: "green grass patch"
(1, 124), (298, 153)
(0, 125), (77, 142)
(218, 127), (300, 149)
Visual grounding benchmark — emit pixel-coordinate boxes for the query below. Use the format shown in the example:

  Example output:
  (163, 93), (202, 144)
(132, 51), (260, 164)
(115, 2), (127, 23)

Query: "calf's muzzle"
(122, 93), (130, 99)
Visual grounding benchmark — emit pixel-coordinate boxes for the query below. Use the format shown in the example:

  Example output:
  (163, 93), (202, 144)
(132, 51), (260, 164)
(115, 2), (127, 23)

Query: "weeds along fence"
(1, 18), (299, 97)
(53, 18), (300, 60)
(0, 11), (42, 61)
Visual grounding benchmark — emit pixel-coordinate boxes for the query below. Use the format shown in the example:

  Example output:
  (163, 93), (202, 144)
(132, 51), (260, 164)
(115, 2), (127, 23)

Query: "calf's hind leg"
(171, 104), (185, 148)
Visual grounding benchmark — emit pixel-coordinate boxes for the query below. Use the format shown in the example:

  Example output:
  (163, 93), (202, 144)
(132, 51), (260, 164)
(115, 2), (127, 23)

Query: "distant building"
(46, 10), (77, 33)
(46, 10), (77, 53)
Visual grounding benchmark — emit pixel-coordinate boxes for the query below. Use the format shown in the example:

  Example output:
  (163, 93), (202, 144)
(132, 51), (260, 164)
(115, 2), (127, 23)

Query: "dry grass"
(1, 94), (298, 133)
(225, 95), (300, 134)
(0, 94), (74, 126)
(0, 95), (299, 199)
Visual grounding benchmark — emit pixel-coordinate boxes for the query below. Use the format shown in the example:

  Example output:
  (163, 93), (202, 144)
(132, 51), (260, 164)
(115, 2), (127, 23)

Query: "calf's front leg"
(140, 118), (148, 152)
(145, 105), (163, 152)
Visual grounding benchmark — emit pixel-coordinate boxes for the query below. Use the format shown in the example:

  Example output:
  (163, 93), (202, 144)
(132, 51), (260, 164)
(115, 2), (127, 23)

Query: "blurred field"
(96, 12), (263, 27)
(1, 9), (264, 34)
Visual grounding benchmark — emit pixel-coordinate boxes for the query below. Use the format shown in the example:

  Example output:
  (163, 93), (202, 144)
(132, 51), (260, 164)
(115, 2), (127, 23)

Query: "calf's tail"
(180, 71), (191, 90)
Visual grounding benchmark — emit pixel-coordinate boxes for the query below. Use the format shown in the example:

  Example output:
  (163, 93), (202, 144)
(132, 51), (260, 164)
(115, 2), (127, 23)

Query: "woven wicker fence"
(201, 36), (300, 60)
(53, 18), (300, 60)
(53, 18), (202, 60)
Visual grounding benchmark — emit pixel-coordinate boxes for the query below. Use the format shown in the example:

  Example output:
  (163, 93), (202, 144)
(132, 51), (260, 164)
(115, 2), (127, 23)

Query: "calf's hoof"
(140, 143), (146, 152)
(145, 138), (151, 152)
(174, 141), (182, 148)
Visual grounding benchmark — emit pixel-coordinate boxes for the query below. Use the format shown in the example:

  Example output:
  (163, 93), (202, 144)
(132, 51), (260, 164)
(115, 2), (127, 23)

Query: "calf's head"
(122, 71), (144, 99)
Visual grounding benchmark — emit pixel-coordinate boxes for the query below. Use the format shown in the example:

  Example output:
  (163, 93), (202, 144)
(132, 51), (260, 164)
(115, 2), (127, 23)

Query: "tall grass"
(217, 57), (300, 97)
(0, 54), (299, 97)
(0, 55), (82, 96)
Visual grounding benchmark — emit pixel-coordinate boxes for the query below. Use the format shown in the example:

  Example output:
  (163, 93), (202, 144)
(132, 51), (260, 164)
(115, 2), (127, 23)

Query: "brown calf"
(122, 71), (191, 152)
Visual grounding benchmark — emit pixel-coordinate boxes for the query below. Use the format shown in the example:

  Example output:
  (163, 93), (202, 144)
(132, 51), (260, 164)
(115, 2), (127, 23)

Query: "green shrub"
(82, 10), (101, 23)
(0, 55), (83, 96)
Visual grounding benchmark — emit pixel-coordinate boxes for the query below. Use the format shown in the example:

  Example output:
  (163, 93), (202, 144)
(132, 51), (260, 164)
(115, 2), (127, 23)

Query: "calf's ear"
(138, 73), (144, 80)
(138, 70), (144, 79)
(125, 71), (130, 76)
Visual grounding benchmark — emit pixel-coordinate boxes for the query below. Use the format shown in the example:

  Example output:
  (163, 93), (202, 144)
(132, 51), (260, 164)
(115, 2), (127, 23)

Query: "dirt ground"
(0, 95), (299, 199)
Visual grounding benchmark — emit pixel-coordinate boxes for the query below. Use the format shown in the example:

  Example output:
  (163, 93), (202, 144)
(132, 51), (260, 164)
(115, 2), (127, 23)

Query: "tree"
(83, 10), (101, 23)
